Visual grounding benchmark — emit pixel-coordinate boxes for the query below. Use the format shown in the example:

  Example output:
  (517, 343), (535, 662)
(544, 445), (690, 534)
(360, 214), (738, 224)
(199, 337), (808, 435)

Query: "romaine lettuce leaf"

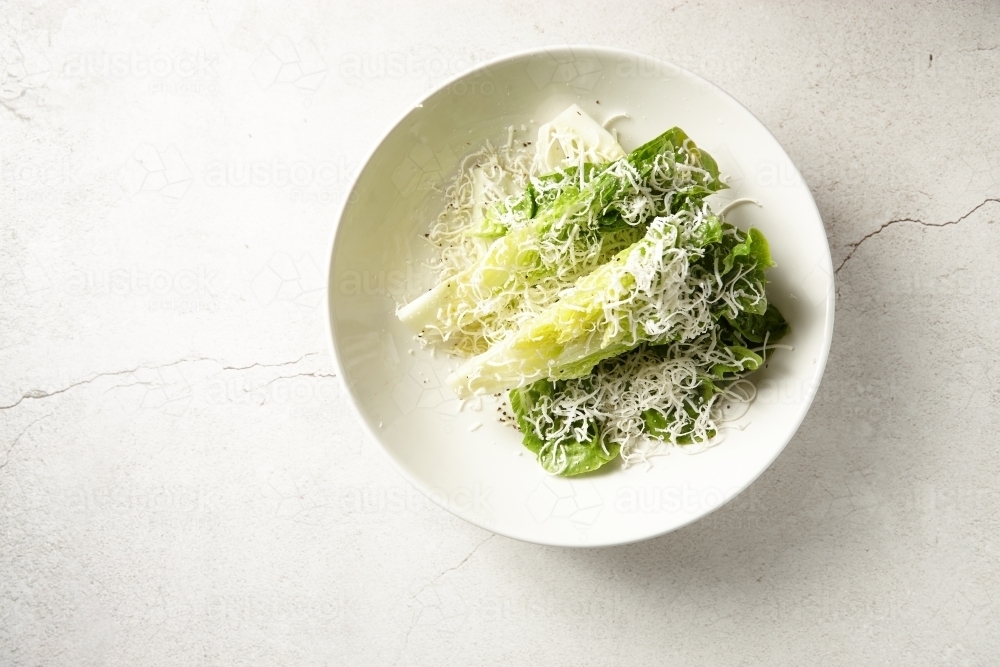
(446, 210), (721, 397)
(398, 127), (726, 349)
(642, 402), (717, 445)
(724, 303), (788, 344)
(510, 380), (619, 475)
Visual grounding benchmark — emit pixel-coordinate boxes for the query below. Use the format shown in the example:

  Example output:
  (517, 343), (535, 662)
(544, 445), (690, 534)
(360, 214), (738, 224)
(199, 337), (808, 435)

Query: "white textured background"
(2, 1), (999, 665)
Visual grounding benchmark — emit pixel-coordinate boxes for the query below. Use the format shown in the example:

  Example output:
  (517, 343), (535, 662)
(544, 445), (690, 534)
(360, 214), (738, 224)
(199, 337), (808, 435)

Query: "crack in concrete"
(393, 533), (496, 666)
(216, 352), (321, 374)
(261, 371), (337, 389)
(0, 95), (34, 123)
(258, 371), (339, 405)
(0, 367), (157, 411)
(835, 198), (1000, 275)
(418, 533), (495, 595)
(0, 352), (326, 411)
(0, 414), (50, 471)
(961, 45), (1000, 53)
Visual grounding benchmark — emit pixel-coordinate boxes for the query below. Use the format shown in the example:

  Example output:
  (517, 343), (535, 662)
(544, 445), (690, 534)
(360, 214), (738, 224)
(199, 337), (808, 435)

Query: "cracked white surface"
(2, 1), (1000, 665)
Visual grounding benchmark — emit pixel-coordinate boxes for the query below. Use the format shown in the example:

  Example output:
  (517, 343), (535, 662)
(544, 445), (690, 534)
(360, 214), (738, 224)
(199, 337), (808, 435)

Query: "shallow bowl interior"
(327, 46), (834, 547)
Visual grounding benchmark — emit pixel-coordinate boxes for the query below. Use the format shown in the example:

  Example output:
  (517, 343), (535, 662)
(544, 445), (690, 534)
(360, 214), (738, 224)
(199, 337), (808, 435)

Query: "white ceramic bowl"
(326, 46), (834, 547)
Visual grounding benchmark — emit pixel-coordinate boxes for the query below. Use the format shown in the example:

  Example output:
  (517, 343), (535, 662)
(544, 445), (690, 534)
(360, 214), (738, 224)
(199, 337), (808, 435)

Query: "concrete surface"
(2, 1), (999, 665)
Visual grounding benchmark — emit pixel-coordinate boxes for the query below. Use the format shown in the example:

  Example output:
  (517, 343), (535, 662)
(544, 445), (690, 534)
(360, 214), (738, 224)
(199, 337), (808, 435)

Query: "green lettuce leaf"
(724, 303), (788, 344)
(509, 381), (619, 476)
(465, 182), (538, 239)
(710, 345), (763, 377)
(399, 128), (727, 345)
(641, 401), (717, 445)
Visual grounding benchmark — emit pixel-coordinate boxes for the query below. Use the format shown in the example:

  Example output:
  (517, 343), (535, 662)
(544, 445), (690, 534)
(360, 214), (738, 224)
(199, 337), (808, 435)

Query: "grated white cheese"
(403, 105), (775, 471)
(520, 340), (760, 469)
(404, 111), (720, 357)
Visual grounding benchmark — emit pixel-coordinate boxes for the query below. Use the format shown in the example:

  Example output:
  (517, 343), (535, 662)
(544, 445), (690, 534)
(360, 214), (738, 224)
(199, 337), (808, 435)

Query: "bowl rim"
(324, 44), (836, 547)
